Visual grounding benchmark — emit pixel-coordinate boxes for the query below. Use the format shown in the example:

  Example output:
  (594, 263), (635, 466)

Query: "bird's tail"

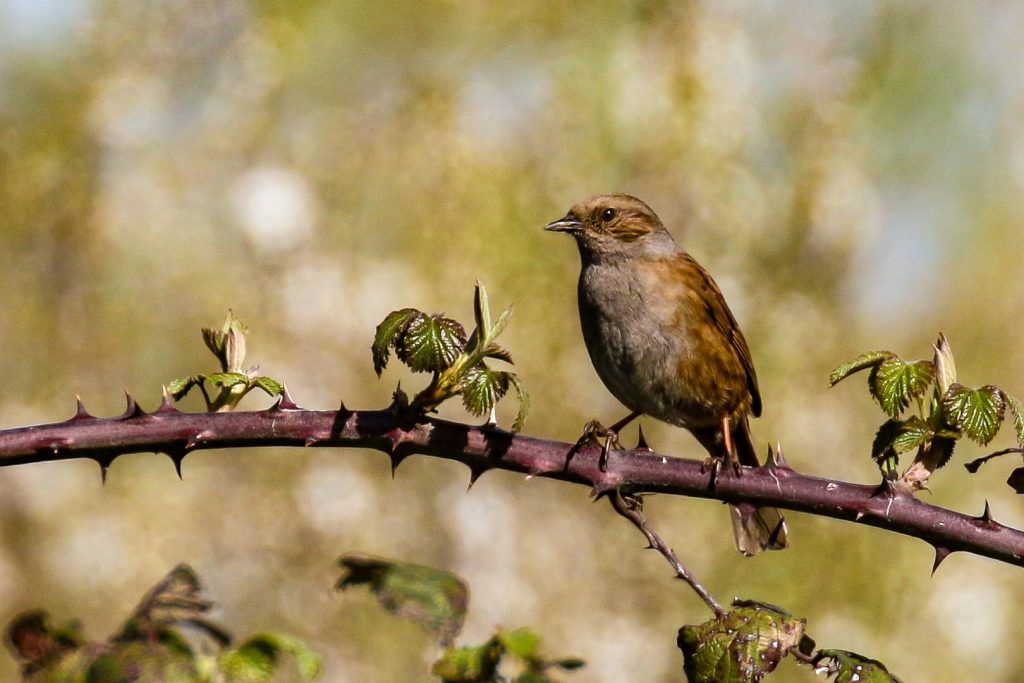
(695, 417), (788, 556)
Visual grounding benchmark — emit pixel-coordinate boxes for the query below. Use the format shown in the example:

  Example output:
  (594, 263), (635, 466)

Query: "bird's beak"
(544, 213), (582, 233)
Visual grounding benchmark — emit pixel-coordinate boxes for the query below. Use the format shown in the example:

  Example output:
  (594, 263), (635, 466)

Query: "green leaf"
(461, 365), (511, 416)
(942, 384), (1006, 445)
(252, 376), (284, 397)
(207, 372), (250, 389)
(498, 628), (541, 661)
(168, 376), (200, 401)
(871, 420), (903, 478)
(1004, 393), (1024, 448)
(890, 416), (932, 454)
(336, 555), (468, 646)
(431, 637), (503, 682)
(396, 314), (467, 374)
(4, 610), (84, 673)
(829, 351), (895, 387)
(508, 375), (529, 433)
(870, 358), (935, 418)
(813, 649), (902, 682)
(483, 343), (514, 364)
(473, 281), (492, 335)
(372, 308), (422, 376)
(677, 601), (805, 683)
(932, 334), (957, 397)
(220, 633), (323, 682)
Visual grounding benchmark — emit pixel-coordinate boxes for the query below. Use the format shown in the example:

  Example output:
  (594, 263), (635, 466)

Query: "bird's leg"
(721, 415), (742, 476)
(598, 411), (642, 471)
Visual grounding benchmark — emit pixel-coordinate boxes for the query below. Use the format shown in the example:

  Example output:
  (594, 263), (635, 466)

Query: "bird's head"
(544, 193), (677, 263)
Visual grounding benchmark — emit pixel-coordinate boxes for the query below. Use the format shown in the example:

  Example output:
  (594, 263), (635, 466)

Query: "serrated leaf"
(252, 376), (283, 397)
(814, 649), (902, 682)
(942, 384), (1006, 445)
(870, 358), (935, 418)
(168, 376), (200, 401)
(396, 314), (467, 373)
(336, 555), (468, 646)
(461, 365), (511, 416)
(1004, 393), (1024, 448)
(890, 416), (932, 454)
(829, 351), (896, 387)
(207, 372), (250, 389)
(431, 637), (503, 682)
(372, 308), (422, 376)
(483, 343), (514, 364)
(509, 375), (529, 433)
(677, 602), (805, 683)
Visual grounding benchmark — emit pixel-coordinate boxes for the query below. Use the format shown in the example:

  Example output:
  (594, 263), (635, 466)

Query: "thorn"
(337, 399), (351, 418)
(979, 500), (995, 524)
(932, 546), (953, 575)
(304, 437), (319, 447)
(96, 457), (113, 485)
(767, 443), (789, 470)
(854, 511), (865, 522)
(636, 424), (651, 451)
(120, 389), (146, 419)
(69, 395), (93, 421)
(389, 451), (409, 477)
(467, 463), (489, 489)
(869, 478), (897, 499)
(158, 386), (178, 413)
(165, 451), (185, 479)
(590, 480), (616, 498)
(277, 383), (300, 410)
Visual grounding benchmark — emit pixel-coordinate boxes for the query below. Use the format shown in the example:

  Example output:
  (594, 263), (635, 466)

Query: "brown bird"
(546, 193), (787, 556)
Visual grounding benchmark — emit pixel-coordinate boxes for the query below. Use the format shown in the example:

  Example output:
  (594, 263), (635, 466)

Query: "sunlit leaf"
(431, 637), (503, 682)
(336, 555), (468, 646)
(870, 358), (934, 417)
(207, 372), (250, 389)
(829, 351), (895, 387)
(372, 308), (421, 376)
(942, 384), (1005, 445)
(168, 376), (199, 401)
(220, 633), (323, 682)
(252, 376), (284, 397)
(813, 649), (902, 682)
(509, 375), (529, 433)
(677, 601), (805, 683)
(499, 628), (541, 661)
(1004, 393), (1024, 448)
(461, 365), (511, 416)
(396, 314), (467, 373)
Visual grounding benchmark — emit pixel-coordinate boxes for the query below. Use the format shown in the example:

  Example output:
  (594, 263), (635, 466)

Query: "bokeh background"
(2, 1), (1024, 680)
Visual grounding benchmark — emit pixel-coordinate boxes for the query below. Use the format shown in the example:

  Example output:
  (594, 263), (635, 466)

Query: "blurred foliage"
(3, 1), (1024, 681)
(4, 564), (322, 682)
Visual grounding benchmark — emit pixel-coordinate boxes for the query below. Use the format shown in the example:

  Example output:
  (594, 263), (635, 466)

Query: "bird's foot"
(572, 419), (623, 472)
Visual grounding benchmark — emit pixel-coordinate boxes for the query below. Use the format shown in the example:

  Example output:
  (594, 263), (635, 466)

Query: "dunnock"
(546, 193), (787, 556)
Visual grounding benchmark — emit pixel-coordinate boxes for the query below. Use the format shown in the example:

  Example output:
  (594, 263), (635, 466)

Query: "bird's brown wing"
(685, 254), (761, 417)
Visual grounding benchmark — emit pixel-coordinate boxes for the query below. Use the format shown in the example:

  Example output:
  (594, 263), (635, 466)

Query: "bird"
(545, 193), (787, 556)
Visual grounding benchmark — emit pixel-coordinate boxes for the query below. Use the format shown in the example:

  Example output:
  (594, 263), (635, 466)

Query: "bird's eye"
(600, 208), (617, 221)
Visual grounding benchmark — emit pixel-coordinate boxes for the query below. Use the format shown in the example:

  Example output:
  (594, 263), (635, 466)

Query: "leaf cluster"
(372, 282), (529, 431)
(678, 601), (900, 683)
(335, 555), (581, 682)
(4, 565), (322, 682)
(168, 311), (283, 412)
(830, 335), (1024, 486)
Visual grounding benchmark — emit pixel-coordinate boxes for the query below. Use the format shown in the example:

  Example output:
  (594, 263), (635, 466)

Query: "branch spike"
(120, 389), (146, 419)
(979, 500), (995, 524)
(854, 511), (865, 522)
(95, 457), (113, 485)
(70, 395), (93, 421)
(277, 383), (300, 410)
(304, 437), (320, 447)
(158, 386), (179, 413)
(389, 452), (409, 477)
(932, 545), (954, 574)
(636, 424), (651, 451)
(767, 443), (790, 470)
(467, 462), (490, 489)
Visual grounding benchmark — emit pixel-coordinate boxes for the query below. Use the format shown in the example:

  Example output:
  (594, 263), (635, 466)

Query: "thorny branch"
(608, 490), (726, 618)
(1, 393), (1023, 570)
